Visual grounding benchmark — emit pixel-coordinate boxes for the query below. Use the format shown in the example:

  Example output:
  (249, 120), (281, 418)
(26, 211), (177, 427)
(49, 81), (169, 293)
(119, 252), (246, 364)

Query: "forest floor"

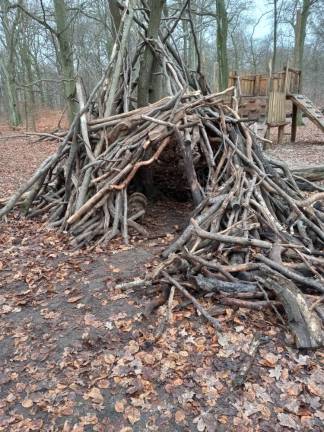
(0, 117), (323, 431)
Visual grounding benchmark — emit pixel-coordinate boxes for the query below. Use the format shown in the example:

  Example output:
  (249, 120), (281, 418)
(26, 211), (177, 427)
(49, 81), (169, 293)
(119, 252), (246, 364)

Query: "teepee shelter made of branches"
(1, 1), (324, 349)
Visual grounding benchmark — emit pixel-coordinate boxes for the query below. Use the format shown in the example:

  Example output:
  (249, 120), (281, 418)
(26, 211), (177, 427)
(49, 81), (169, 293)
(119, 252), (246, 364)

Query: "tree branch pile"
(1, 1), (323, 348)
(141, 105), (324, 348)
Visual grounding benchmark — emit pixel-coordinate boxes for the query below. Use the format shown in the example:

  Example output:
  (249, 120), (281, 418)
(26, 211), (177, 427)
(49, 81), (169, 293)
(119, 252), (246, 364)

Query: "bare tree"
(0, 0), (23, 126)
(137, 0), (166, 107)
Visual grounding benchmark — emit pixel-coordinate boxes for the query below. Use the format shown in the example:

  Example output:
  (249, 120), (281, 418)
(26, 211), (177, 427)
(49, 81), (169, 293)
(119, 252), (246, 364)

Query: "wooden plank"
(291, 103), (298, 142)
(267, 91), (286, 124)
(288, 94), (324, 133)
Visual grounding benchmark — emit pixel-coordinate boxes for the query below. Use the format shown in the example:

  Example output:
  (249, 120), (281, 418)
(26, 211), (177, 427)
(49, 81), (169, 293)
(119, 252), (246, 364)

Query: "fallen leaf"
(97, 379), (109, 389)
(80, 415), (98, 425)
(277, 413), (300, 430)
(115, 399), (126, 413)
(196, 416), (205, 432)
(269, 364), (282, 380)
(127, 341), (139, 354)
(124, 406), (140, 424)
(85, 387), (104, 403)
(67, 295), (83, 303)
(21, 399), (33, 408)
(175, 410), (186, 423)
(259, 352), (279, 367)
(218, 415), (228, 424)
(84, 313), (102, 328)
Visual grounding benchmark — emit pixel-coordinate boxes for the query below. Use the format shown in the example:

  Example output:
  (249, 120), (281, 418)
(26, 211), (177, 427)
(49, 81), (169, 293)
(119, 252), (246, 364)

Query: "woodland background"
(0, 0), (323, 130)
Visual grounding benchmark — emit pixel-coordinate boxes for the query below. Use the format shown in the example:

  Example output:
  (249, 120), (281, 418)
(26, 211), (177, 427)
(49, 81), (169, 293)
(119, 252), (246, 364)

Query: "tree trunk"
(137, 0), (165, 107)
(109, 0), (122, 41)
(292, 165), (324, 182)
(294, 1), (313, 89)
(20, 37), (37, 130)
(293, 2), (312, 126)
(216, 0), (229, 91)
(0, 59), (21, 127)
(272, 0), (278, 72)
(0, 0), (22, 127)
(53, 0), (77, 124)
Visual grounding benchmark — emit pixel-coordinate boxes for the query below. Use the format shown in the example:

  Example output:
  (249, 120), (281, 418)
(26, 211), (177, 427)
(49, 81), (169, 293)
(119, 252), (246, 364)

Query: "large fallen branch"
(292, 165), (324, 182)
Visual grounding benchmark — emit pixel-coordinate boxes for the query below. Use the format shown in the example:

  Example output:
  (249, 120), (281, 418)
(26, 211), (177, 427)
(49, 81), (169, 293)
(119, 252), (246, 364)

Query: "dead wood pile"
(1, 87), (324, 347)
(1, 0), (323, 348)
(142, 110), (324, 348)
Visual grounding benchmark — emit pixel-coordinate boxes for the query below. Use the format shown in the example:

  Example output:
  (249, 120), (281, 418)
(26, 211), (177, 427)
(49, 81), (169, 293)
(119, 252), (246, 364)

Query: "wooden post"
(174, 128), (203, 206)
(291, 103), (298, 142)
(278, 124), (285, 145)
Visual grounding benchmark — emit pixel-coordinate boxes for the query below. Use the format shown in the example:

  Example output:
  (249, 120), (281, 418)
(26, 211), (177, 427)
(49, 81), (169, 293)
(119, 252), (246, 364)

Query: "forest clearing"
(1, 1), (324, 431)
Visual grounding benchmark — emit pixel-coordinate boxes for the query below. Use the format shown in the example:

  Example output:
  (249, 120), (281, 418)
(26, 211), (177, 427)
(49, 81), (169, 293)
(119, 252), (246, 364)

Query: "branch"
(8, 3), (57, 35)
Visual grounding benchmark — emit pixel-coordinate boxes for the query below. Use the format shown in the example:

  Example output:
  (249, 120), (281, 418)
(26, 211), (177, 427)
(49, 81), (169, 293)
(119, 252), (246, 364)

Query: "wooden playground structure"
(229, 67), (324, 144)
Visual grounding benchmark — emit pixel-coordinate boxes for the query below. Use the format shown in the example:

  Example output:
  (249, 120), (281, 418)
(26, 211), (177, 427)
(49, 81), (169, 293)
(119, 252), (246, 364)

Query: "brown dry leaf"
(286, 383), (302, 397)
(143, 353), (155, 365)
(21, 399), (33, 408)
(306, 382), (321, 396)
(124, 406), (141, 424)
(218, 415), (228, 424)
(26, 419), (44, 430)
(86, 387), (104, 403)
(67, 295), (83, 303)
(6, 393), (16, 402)
(175, 410), (186, 423)
(259, 352), (279, 367)
(70, 424), (84, 432)
(97, 379), (109, 389)
(80, 415), (98, 425)
(277, 413), (300, 430)
(57, 402), (74, 416)
(173, 378), (183, 386)
(104, 353), (115, 364)
(127, 340), (140, 354)
(84, 313), (102, 328)
(115, 399), (126, 413)
(0, 261), (3, 270)
(258, 404), (271, 420)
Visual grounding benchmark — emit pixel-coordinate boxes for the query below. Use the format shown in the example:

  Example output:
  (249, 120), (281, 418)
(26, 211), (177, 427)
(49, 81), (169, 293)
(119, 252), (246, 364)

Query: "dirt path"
(0, 128), (323, 431)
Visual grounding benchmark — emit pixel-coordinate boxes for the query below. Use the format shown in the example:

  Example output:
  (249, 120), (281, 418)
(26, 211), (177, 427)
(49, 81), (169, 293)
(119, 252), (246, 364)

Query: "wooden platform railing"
(229, 68), (301, 98)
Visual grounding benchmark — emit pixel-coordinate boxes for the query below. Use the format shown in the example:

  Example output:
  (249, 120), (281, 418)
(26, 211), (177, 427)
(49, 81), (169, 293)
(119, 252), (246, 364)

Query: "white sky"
(252, 0), (272, 38)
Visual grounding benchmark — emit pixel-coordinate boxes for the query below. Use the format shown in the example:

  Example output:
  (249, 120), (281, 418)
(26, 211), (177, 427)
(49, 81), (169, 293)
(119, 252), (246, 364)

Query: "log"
(260, 271), (324, 348)
(292, 165), (324, 182)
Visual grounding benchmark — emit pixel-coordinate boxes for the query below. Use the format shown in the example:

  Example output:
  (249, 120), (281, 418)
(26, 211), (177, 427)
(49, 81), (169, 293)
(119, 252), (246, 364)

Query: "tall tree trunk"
(216, 0), (229, 91)
(137, 0), (165, 107)
(0, 59), (21, 127)
(293, 1), (312, 91)
(20, 36), (37, 130)
(293, 2), (312, 125)
(53, 0), (76, 124)
(109, 0), (122, 41)
(182, 12), (189, 66)
(0, 0), (22, 127)
(272, 0), (278, 72)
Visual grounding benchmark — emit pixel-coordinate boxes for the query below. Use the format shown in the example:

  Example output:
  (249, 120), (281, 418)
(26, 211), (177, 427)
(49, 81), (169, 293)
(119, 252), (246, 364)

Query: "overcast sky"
(252, 0), (272, 38)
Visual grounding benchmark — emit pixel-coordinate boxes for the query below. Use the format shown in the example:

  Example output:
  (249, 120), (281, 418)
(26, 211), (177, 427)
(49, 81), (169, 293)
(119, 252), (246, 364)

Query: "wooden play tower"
(229, 67), (324, 144)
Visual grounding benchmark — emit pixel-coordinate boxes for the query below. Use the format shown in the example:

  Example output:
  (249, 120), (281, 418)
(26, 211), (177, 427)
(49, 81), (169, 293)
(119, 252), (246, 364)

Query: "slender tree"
(216, 0), (229, 90)
(0, 0), (23, 126)
(137, 0), (166, 107)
